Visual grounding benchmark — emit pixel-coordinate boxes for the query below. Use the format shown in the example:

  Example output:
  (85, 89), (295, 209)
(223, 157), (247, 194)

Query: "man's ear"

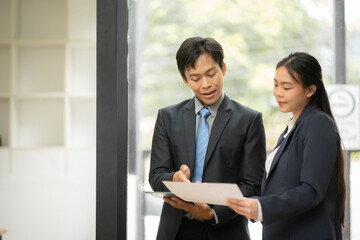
(222, 62), (227, 76)
(182, 77), (189, 86)
(307, 84), (317, 97)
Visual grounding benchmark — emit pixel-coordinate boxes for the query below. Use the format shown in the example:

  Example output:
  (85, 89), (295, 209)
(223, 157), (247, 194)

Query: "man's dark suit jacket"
(259, 103), (342, 240)
(149, 95), (266, 240)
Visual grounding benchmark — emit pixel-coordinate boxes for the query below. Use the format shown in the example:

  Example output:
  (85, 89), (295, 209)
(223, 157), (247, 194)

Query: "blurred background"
(0, 0), (359, 239)
(133, 0), (360, 239)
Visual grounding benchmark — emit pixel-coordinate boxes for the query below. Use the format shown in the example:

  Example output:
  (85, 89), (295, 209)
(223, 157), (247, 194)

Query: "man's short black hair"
(176, 37), (224, 81)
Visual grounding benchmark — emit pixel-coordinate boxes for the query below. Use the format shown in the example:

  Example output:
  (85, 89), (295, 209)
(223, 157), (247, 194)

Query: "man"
(149, 37), (266, 240)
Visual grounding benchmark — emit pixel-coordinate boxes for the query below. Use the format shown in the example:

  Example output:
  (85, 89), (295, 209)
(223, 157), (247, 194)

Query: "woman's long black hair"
(276, 52), (346, 227)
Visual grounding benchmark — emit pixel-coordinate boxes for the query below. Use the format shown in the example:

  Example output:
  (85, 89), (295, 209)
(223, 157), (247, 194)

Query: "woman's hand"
(226, 198), (259, 220)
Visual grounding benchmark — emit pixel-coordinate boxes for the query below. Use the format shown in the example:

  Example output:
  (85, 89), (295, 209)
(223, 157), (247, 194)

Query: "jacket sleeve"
(260, 114), (340, 224)
(213, 112), (266, 224)
(238, 112), (267, 197)
(148, 109), (176, 192)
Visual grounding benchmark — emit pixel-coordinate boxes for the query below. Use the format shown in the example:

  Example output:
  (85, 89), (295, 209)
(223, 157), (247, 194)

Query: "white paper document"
(162, 181), (244, 206)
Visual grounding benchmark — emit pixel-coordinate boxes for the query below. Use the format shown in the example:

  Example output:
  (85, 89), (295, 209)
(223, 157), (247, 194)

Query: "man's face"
(183, 53), (226, 107)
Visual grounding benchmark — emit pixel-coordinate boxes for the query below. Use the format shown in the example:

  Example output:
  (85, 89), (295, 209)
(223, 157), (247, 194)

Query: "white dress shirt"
(256, 117), (295, 222)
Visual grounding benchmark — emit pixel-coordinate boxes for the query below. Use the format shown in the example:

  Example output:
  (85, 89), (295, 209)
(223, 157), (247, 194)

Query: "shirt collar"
(194, 91), (225, 117)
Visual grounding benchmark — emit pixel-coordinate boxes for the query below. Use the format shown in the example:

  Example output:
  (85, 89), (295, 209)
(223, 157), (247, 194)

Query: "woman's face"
(273, 66), (315, 120)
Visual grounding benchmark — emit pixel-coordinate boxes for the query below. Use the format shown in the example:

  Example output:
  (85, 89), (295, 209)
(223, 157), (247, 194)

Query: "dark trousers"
(175, 217), (209, 240)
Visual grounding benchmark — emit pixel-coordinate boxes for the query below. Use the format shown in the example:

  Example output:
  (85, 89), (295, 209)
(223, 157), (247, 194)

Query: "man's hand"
(163, 196), (214, 220)
(172, 165), (191, 183)
(167, 165), (214, 220)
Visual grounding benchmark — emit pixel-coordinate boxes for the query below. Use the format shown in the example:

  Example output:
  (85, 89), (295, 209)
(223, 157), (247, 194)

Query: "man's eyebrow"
(188, 67), (217, 77)
(189, 73), (200, 77)
(205, 66), (216, 73)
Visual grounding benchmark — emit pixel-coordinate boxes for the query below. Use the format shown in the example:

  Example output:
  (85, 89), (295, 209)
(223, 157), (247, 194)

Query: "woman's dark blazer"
(259, 103), (342, 240)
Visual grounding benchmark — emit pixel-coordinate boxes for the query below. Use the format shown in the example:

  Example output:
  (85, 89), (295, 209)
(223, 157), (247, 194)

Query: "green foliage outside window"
(140, 0), (358, 149)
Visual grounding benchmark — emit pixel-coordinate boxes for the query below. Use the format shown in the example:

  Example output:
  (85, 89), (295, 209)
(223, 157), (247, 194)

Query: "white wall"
(0, 148), (96, 240)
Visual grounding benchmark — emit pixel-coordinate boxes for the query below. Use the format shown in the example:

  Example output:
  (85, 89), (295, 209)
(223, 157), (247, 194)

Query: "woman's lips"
(278, 101), (286, 106)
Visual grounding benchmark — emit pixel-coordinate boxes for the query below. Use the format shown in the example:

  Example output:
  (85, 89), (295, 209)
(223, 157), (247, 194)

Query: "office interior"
(0, 0), (359, 239)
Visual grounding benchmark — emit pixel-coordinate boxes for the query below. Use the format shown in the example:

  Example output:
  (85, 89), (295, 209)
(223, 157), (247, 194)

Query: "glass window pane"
(128, 0), (360, 238)
(138, 1), (334, 239)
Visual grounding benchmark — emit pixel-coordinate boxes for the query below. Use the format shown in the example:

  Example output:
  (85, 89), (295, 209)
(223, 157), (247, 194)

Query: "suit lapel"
(261, 127), (288, 193)
(204, 96), (231, 168)
(266, 129), (293, 179)
(265, 102), (318, 181)
(183, 99), (196, 175)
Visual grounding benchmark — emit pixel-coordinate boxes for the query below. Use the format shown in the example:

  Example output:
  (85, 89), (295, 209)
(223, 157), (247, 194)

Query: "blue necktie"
(193, 108), (211, 182)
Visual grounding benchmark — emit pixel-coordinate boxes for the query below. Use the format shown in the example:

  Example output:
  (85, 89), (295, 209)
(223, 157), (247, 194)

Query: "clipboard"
(144, 191), (175, 199)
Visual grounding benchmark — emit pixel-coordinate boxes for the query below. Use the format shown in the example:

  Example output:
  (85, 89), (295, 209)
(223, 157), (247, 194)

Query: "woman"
(227, 52), (346, 239)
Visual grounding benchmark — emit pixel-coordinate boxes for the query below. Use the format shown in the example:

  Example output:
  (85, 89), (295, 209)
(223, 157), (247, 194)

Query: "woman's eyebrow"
(274, 78), (295, 85)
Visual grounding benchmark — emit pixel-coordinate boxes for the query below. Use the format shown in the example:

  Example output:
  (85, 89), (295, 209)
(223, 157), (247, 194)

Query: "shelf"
(0, 2), (97, 239)
(0, 0), (96, 149)
(68, 93), (96, 98)
(17, 0), (66, 40)
(14, 93), (65, 99)
(14, 40), (67, 46)
(16, 45), (65, 93)
(12, 99), (64, 148)
(0, 45), (10, 94)
(0, 0), (11, 40)
(0, 41), (11, 45)
(68, 0), (96, 40)
(0, 99), (10, 147)
(68, 98), (96, 148)
(68, 44), (96, 94)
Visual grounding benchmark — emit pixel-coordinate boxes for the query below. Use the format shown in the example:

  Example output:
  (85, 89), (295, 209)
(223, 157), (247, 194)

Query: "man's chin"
(200, 100), (215, 107)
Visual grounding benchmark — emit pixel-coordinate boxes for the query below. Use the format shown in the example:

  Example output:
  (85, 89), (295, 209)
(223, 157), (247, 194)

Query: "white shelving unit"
(0, 0), (11, 41)
(0, 0), (96, 239)
(0, 0), (96, 150)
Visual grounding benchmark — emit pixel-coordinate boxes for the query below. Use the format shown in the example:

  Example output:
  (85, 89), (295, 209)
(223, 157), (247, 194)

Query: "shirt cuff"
(255, 199), (263, 222)
(205, 208), (219, 225)
(212, 208), (219, 224)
